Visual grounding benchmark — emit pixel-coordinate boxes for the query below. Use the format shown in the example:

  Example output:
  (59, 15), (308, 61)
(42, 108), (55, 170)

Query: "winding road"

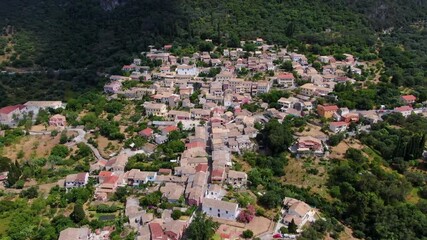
(29, 127), (147, 162)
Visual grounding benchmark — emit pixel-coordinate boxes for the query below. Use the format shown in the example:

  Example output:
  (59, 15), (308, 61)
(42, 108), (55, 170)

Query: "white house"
(176, 64), (199, 76)
(64, 172), (89, 190)
(205, 184), (226, 200)
(329, 121), (349, 134)
(276, 73), (295, 88)
(0, 105), (25, 125)
(124, 169), (157, 186)
(23, 101), (63, 115)
(202, 198), (239, 220)
(226, 170), (248, 188)
(282, 197), (316, 232)
(143, 102), (168, 117)
(394, 106), (413, 118)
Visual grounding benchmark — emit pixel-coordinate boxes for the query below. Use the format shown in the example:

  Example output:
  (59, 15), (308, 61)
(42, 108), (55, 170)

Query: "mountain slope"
(0, 0), (376, 70)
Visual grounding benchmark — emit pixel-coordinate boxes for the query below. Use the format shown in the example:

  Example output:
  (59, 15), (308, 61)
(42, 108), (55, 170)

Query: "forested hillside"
(0, 0), (426, 102)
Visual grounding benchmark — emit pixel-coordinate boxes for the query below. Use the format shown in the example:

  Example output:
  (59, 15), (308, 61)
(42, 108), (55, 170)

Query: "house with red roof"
(195, 163), (208, 173)
(98, 171), (113, 183)
(161, 125), (178, 136)
(211, 167), (226, 184)
(96, 174), (120, 199)
(0, 105), (25, 125)
(317, 104), (338, 119)
(394, 106), (414, 117)
(401, 95), (416, 105)
(139, 128), (154, 138)
(276, 73), (295, 88)
(149, 223), (167, 240)
(185, 142), (206, 150)
(121, 65), (135, 72)
(164, 221), (186, 240)
(342, 113), (359, 123)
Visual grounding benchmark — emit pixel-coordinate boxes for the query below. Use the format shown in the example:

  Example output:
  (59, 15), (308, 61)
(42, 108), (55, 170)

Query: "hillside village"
(0, 39), (426, 240)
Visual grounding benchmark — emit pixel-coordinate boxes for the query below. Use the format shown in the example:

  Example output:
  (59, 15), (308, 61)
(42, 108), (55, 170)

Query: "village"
(0, 38), (426, 240)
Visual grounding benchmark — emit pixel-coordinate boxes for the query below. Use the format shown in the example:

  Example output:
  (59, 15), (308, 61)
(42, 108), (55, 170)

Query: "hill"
(0, 0), (426, 104)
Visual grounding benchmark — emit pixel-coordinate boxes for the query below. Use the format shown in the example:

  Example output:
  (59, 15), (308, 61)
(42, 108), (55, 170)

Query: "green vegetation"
(360, 114), (427, 172)
(186, 212), (219, 240)
(333, 82), (402, 110)
(328, 148), (427, 239)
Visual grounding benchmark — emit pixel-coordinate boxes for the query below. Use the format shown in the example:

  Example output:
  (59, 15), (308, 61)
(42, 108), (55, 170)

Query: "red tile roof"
(319, 105), (338, 111)
(211, 168), (225, 178)
(104, 175), (119, 184)
(158, 168), (172, 175)
(277, 73), (295, 79)
(139, 128), (154, 137)
(330, 121), (349, 127)
(149, 223), (165, 240)
(395, 106), (413, 112)
(0, 105), (24, 115)
(185, 142), (206, 149)
(195, 163), (208, 173)
(401, 95), (416, 101)
(99, 171), (113, 178)
(163, 126), (178, 133)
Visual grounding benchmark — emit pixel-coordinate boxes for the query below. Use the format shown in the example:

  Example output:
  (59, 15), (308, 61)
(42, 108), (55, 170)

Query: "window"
(209, 208), (212, 211)
(226, 211), (228, 214)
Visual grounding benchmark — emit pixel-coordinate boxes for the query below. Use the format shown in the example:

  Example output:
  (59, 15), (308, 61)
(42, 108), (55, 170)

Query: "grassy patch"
(283, 157), (331, 200)
(0, 216), (12, 235)
(406, 188), (420, 204)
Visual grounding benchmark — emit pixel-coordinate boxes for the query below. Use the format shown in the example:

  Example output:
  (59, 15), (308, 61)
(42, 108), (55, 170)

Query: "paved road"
(67, 127), (108, 161)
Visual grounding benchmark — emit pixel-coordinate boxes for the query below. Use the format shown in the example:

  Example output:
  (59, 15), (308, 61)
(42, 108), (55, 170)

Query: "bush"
(51, 145), (70, 158)
(171, 210), (182, 220)
(237, 205), (255, 223)
(20, 186), (38, 199)
(96, 204), (119, 213)
(280, 226), (288, 234)
(15, 179), (25, 189)
(241, 230), (254, 239)
(328, 133), (345, 146)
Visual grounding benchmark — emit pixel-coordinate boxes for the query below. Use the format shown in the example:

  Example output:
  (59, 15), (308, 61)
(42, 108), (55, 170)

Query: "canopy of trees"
(328, 148), (427, 239)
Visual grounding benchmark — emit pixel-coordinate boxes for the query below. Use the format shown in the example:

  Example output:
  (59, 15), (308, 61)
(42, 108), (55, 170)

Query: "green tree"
(7, 161), (22, 187)
(20, 186), (39, 199)
(285, 21), (296, 38)
(258, 191), (281, 209)
(51, 145), (70, 158)
(140, 191), (162, 207)
(242, 229), (254, 239)
(113, 187), (129, 203)
(280, 61), (293, 72)
(59, 131), (68, 144)
(186, 212), (219, 240)
(288, 219), (298, 233)
(171, 210), (182, 220)
(70, 203), (85, 223)
(0, 156), (11, 171)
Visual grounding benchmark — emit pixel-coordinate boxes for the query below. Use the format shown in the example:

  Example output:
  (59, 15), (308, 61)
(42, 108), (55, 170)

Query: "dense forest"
(0, 0), (425, 70)
(0, 0), (426, 106)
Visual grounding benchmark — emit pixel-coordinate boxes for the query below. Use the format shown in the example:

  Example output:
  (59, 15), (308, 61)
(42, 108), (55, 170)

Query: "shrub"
(241, 230), (254, 239)
(171, 210), (182, 220)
